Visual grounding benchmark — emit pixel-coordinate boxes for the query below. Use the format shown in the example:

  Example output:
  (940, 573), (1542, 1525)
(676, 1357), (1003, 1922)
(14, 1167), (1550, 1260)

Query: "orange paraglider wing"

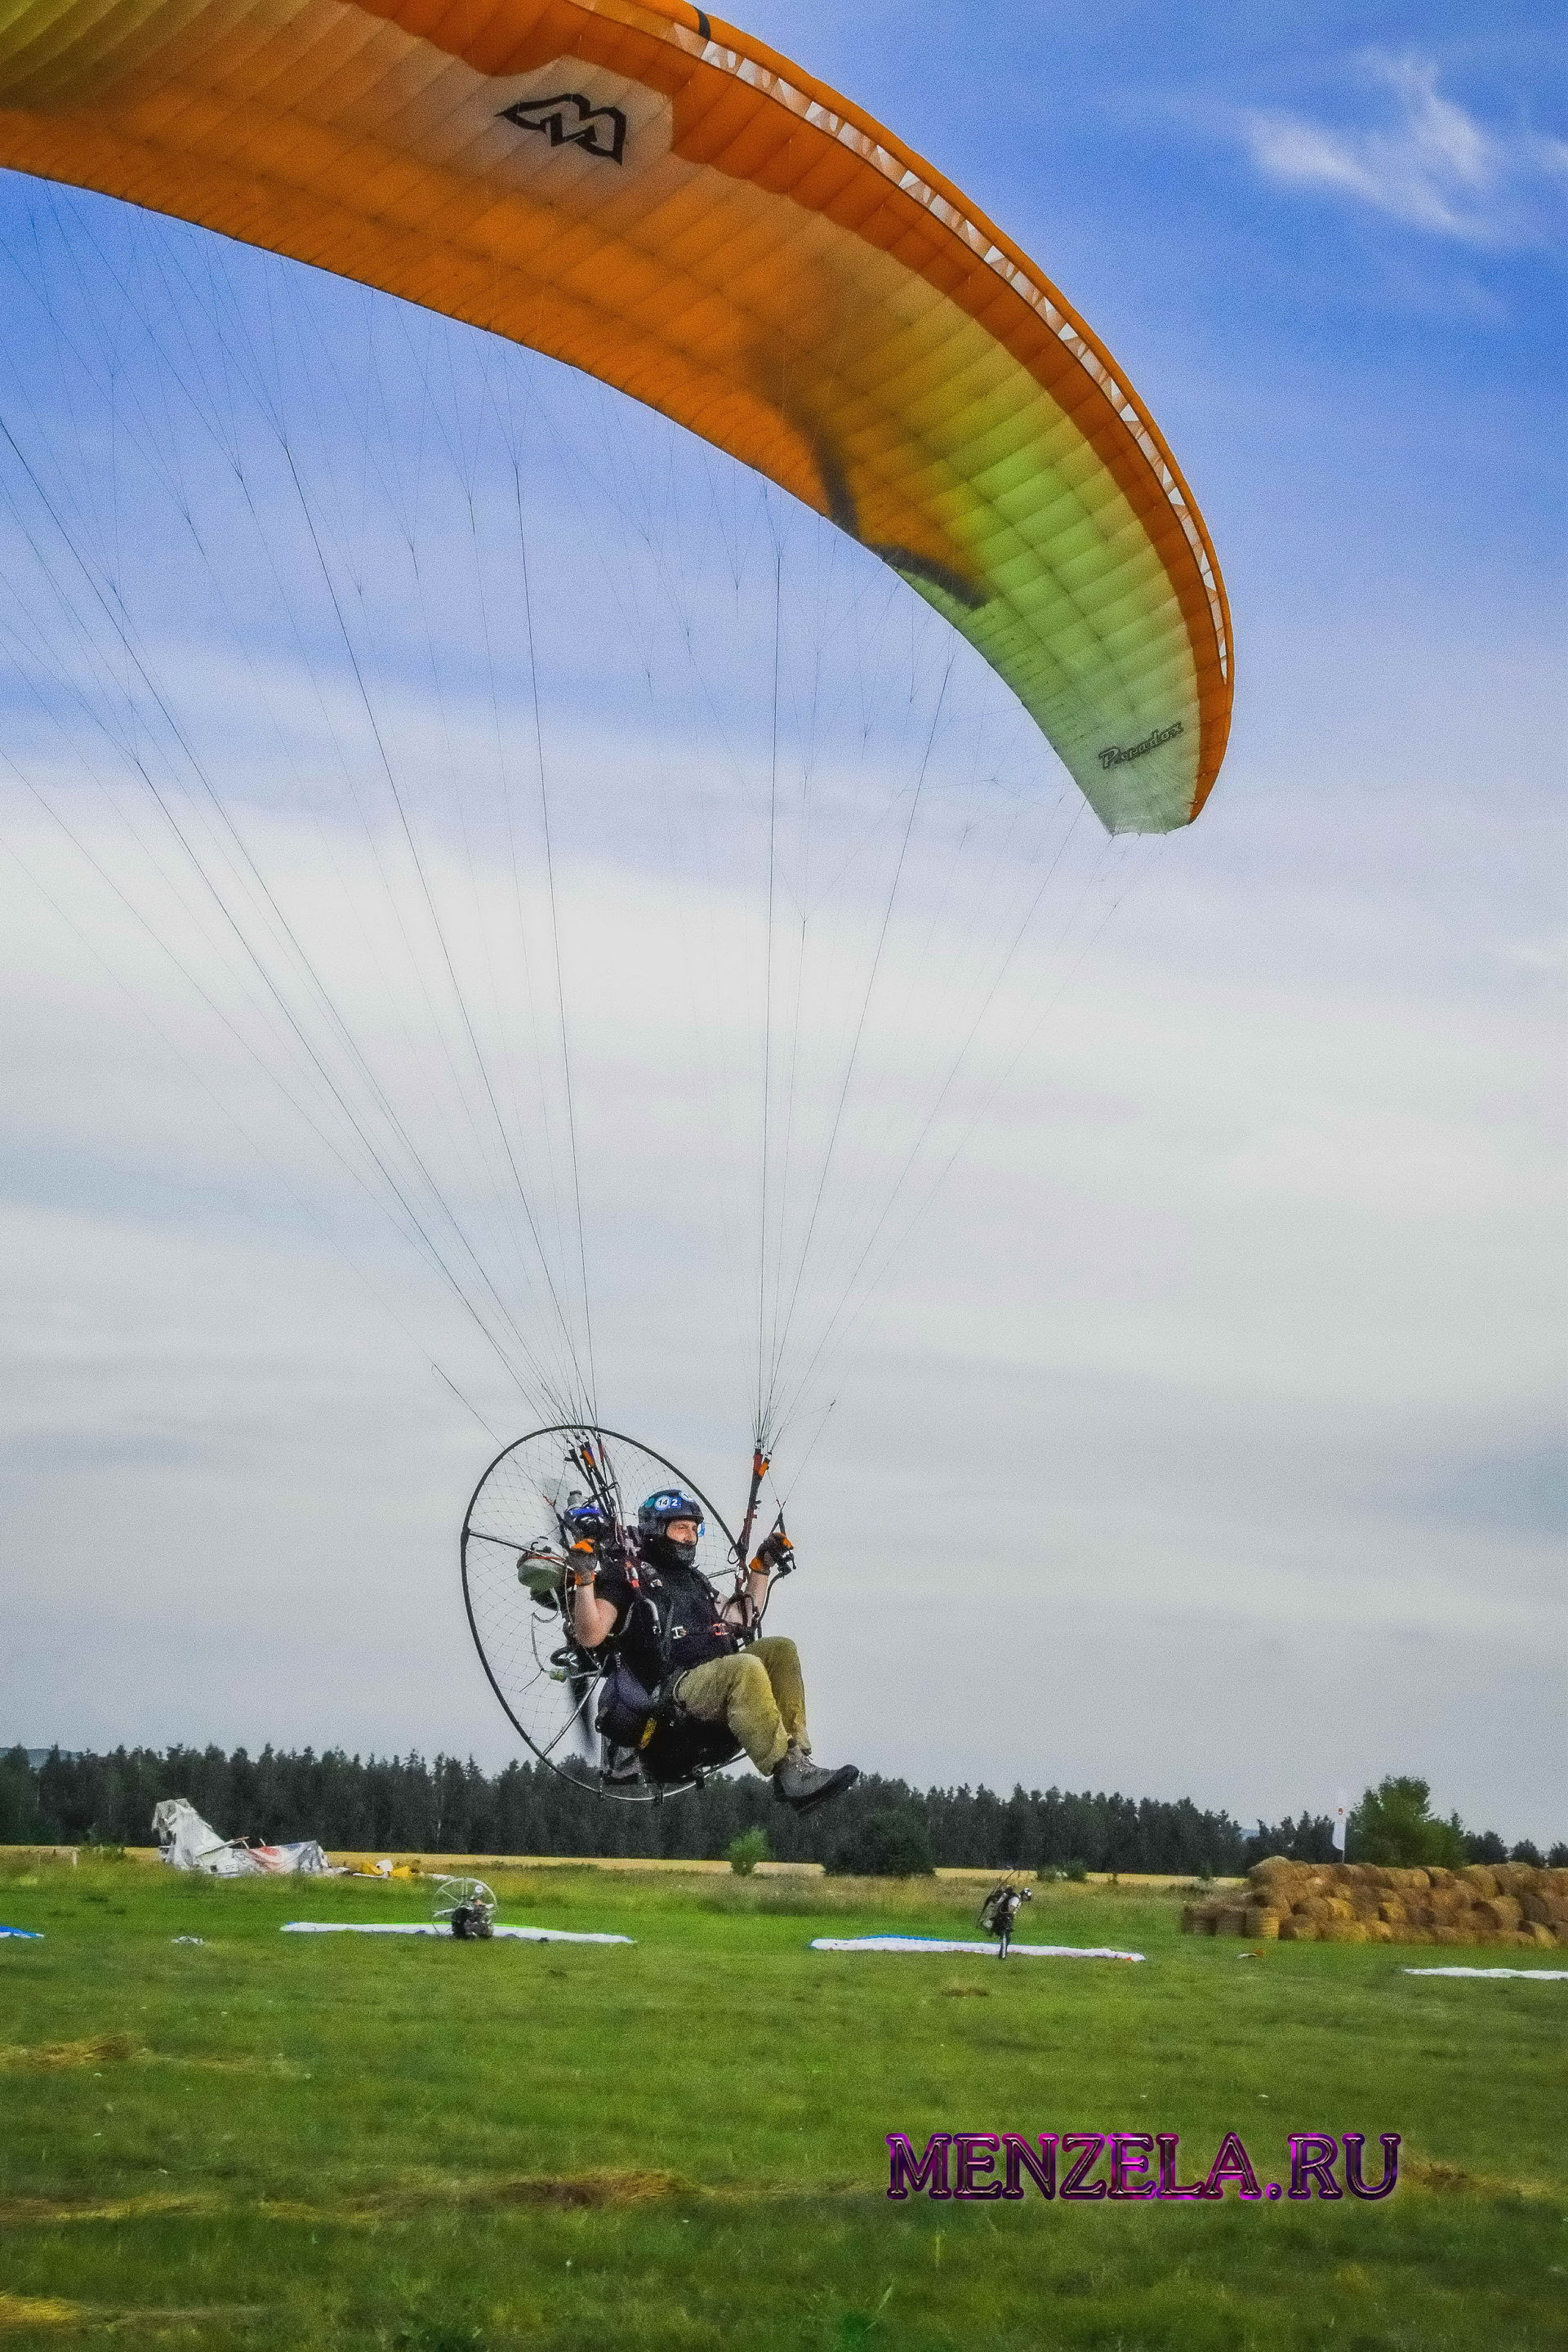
(0, 0), (1231, 831)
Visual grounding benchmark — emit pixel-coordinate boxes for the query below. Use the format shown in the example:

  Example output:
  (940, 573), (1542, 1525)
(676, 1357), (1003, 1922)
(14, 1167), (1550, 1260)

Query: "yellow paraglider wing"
(0, 0), (1232, 831)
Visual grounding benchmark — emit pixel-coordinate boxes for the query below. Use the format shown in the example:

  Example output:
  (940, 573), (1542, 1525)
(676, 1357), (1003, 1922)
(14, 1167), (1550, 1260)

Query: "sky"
(1, 0), (1563, 1842)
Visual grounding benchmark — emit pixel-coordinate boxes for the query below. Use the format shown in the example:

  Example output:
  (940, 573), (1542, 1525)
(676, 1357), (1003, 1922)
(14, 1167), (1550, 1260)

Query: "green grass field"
(0, 1856), (1562, 2350)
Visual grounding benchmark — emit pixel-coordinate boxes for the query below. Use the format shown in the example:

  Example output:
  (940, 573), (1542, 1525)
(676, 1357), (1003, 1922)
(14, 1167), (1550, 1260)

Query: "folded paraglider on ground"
(152, 1797), (335, 1878)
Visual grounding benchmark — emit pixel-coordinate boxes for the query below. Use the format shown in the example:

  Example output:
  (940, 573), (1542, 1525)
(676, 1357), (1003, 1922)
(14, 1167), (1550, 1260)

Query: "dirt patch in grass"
(0, 2296), (83, 2330)
(0, 2171), (686, 2231)
(0, 2034), (145, 2069)
(1405, 2156), (1562, 2204)
(435, 2168), (683, 2210)
(252, 2170), (690, 2221)
(0, 2296), (267, 2334)
(311, 2168), (687, 2216)
(109, 2313), (268, 2335)
(0, 2193), (212, 2229)
(0, 2034), (307, 2081)
(0, 2172), (896, 2238)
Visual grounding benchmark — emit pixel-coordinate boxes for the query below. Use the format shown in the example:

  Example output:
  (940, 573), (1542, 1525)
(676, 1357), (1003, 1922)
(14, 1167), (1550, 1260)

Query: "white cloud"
(1241, 53), (1568, 243)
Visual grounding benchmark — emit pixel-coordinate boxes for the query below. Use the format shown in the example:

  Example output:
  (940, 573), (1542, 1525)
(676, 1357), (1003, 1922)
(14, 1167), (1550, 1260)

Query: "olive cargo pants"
(673, 1637), (808, 1775)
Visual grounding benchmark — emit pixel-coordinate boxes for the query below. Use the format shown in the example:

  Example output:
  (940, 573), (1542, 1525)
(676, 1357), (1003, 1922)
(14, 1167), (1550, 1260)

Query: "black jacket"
(591, 1548), (739, 1688)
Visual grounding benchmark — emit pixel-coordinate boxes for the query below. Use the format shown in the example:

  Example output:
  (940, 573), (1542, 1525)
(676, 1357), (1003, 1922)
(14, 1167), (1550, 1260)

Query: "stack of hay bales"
(1183, 1860), (1566, 1947)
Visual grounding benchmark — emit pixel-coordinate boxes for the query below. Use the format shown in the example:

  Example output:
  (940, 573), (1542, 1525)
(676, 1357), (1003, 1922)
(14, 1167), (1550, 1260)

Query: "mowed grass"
(0, 1858), (1562, 2350)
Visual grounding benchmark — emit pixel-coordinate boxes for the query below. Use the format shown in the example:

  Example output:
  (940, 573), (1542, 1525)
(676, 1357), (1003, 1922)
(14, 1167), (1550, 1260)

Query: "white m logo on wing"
(498, 92), (627, 164)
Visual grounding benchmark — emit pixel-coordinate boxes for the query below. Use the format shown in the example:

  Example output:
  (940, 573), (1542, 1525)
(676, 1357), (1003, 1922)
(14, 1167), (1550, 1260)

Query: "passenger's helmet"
(637, 1488), (705, 1568)
(561, 1496), (612, 1548)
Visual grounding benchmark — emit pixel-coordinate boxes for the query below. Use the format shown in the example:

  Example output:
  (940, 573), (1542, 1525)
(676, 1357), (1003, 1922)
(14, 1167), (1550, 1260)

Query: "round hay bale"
(1365, 1920), (1394, 1942)
(1543, 1869), (1568, 1896)
(1321, 1897), (1355, 1922)
(1242, 1909), (1283, 1940)
(1459, 1866), (1499, 1896)
(1248, 1857), (1297, 1886)
(1525, 1922), (1559, 1948)
(1377, 1899), (1407, 1924)
(1476, 1896), (1524, 1933)
(1431, 1926), (1466, 1945)
(1324, 1921), (1368, 1943)
(1278, 1916), (1317, 1942)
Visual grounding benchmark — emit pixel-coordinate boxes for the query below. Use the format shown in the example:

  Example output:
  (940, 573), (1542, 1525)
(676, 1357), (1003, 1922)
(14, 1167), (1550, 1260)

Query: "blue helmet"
(561, 1492), (612, 1547)
(637, 1488), (705, 1545)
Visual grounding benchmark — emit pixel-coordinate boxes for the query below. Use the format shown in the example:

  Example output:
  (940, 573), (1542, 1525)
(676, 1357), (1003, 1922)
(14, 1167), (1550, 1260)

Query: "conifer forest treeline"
(4, 1743), (1546, 1873)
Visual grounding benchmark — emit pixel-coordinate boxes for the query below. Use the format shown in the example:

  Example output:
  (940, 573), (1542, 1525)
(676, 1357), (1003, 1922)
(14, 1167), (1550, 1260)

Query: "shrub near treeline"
(1350, 1775), (1470, 1869)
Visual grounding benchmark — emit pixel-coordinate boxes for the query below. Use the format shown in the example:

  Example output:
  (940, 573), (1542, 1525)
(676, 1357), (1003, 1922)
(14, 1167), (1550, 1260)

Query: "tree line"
(3, 1744), (1556, 1873)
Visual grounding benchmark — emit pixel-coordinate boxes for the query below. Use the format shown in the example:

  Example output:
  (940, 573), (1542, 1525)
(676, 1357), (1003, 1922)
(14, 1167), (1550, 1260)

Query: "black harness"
(591, 1541), (747, 1776)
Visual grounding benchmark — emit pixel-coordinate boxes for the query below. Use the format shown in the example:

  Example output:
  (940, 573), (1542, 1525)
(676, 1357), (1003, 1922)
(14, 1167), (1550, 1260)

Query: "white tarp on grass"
(154, 1798), (332, 1876)
(1402, 1967), (1567, 1981)
(810, 1936), (1145, 1961)
(282, 1922), (633, 1944)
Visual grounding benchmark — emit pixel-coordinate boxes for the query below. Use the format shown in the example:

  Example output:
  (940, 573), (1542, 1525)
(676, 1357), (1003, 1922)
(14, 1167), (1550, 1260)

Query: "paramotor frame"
(460, 1423), (739, 1803)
